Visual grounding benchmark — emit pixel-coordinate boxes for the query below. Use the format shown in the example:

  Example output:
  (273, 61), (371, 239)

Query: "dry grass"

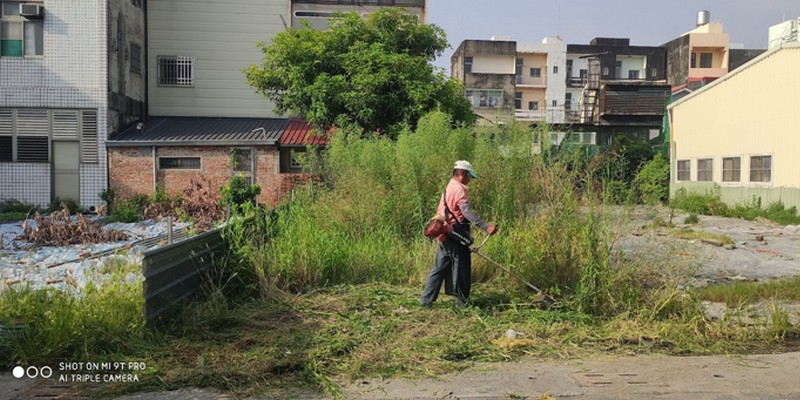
(83, 280), (799, 398)
(19, 203), (128, 246)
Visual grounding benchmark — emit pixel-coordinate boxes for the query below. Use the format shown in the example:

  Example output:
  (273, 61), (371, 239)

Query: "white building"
(0, 0), (145, 209)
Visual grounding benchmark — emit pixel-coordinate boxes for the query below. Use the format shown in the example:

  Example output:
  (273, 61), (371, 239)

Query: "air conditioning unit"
(19, 4), (43, 18)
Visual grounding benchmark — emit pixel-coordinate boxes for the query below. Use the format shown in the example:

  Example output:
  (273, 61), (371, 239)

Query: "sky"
(427, 0), (800, 73)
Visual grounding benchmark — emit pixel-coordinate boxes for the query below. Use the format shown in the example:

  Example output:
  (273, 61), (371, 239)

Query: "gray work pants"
(420, 238), (472, 305)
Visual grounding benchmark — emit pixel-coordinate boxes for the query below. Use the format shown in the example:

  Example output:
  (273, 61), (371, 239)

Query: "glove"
(486, 223), (498, 236)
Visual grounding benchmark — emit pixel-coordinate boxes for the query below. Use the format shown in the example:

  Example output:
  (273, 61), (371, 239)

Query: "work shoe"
(454, 298), (469, 309)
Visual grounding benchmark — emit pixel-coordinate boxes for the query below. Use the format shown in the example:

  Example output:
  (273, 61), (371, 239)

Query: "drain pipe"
(152, 146), (157, 193)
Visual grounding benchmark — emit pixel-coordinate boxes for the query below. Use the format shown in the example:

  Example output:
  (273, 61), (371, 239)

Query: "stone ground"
(4, 206), (800, 399)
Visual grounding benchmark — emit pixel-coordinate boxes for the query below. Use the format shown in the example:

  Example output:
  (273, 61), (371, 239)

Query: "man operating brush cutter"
(421, 161), (549, 308)
(420, 160), (498, 308)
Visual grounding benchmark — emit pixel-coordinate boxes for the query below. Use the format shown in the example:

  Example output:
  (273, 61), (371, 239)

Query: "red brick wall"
(108, 147), (155, 199)
(108, 145), (284, 207)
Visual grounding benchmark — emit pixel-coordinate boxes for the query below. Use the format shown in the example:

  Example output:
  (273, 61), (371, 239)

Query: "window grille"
(159, 157), (201, 170)
(157, 56), (194, 87)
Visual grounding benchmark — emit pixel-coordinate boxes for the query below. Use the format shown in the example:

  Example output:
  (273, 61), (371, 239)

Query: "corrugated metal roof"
(279, 119), (329, 147)
(107, 117), (289, 147)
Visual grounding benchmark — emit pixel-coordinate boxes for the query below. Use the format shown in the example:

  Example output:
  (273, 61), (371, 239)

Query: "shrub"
(670, 186), (730, 216)
(631, 153), (669, 205)
(221, 176), (262, 208)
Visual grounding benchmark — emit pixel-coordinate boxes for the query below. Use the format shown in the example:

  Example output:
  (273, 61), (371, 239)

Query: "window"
(0, 108), (98, 164)
(691, 53), (696, 68)
(750, 155), (772, 183)
(130, 43), (142, 75)
(80, 110), (97, 164)
(159, 157), (200, 170)
(465, 89), (502, 108)
(579, 69), (587, 82)
(697, 158), (713, 181)
(528, 101), (538, 111)
(1, 1), (43, 57)
(553, 65), (558, 74)
(615, 61), (622, 79)
(157, 56), (194, 87)
(530, 67), (541, 78)
(700, 52), (713, 68)
(231, 148), (254, 184)
(464, 56), (472, 74)
(16, 136), (47, 162)
(602, 67), (609, 76)
(514, 92), (522, 109)
(722, 157), (740, 182)
(651, 68), (658, 78)
(564, 93), (572, 110)
(628, 70), (640, 79)
(280, 147), (306, 173)
(552, 100), (557, 107)
(677, 160), (690, 181)
(0, 136), (10, 161)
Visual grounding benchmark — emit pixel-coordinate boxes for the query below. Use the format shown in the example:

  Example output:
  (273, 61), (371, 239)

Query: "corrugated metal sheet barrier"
(142, 228), (228, 325)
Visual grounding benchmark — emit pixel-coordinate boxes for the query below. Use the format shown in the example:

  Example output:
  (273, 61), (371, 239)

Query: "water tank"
(697, 10), (710, 27)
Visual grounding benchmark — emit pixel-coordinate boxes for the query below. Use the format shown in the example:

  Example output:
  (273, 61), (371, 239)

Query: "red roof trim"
(279, 119), (329, 146)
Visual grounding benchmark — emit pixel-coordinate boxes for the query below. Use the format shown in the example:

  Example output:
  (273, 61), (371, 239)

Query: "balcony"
(566, 77), (588, 87)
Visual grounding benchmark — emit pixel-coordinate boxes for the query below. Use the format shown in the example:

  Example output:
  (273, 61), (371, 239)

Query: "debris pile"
(19, 204), (128, 246)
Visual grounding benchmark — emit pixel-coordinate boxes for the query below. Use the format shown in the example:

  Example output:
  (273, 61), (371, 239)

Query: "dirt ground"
(609, 206), (800, 284)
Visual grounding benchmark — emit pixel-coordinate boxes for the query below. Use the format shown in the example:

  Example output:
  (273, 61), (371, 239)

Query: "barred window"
(697, 158), (713, 182)
(130, 43), (142, 75)
(750, 155), (771, 183)
(722, 157), (741, 182)
(157, 56), (194, 87)
(676, 160), (690, 181)
(159, 157), (200, 170)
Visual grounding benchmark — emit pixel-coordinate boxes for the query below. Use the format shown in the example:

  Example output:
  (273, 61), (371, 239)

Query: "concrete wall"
(472, 54), (514, 74)
(671, 182), (800, 211)
(669, 45), (800, 203)
(0, 0), (109, 208)
(147, 0), (284, 118)
(108, 0), (146, 135)
(664, 35), (690, 86)
(108, 145), (290, 207)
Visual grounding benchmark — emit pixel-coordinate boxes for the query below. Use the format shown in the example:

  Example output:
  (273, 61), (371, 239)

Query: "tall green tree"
(245, 8), (475, 137)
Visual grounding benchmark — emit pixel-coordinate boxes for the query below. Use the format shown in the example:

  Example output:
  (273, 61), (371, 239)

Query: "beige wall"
(516, 53), (547, 86)
(670, 45), (800, 189)
(148, 0), (285, 118)
(472, 55), (514, 74)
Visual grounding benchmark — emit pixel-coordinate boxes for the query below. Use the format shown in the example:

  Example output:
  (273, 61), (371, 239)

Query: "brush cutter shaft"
(447, 230), (544, 295)
(470, 249), (543, 294)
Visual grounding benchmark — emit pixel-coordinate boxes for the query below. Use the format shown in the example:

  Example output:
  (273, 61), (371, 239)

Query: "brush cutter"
(447, 230), (553, 304)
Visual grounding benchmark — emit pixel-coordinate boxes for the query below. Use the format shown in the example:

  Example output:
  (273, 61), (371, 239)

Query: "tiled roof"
(278, 119), (329, 146)
(107, 117), (288, 147)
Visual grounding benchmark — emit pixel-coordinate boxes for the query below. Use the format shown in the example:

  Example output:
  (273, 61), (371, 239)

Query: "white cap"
(454, 160), (478, 179)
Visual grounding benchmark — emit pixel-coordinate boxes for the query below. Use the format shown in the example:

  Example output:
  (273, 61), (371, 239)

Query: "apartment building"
(514, 37), (566, 123)
(0, 0), (145, 209)
(451, 36), (566, 124)
(664, 11), (764, 91)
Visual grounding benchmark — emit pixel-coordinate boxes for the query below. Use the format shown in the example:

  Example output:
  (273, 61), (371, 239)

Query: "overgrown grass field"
(2, 112), (799, 398)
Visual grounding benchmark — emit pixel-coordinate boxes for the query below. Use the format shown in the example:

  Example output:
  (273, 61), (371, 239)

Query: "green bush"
(0, 199), (40, 221)
(631, 153), (669, 205)
(670, 187), (730, 216)
(221, 176), (262, 207)
(109, 197), (145, 223)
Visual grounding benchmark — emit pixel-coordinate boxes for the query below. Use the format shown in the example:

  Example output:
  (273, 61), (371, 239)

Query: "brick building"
(107, 118), (321, 207)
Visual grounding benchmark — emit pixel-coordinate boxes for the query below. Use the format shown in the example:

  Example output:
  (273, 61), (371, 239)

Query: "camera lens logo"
(12, 366), (52, 379)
